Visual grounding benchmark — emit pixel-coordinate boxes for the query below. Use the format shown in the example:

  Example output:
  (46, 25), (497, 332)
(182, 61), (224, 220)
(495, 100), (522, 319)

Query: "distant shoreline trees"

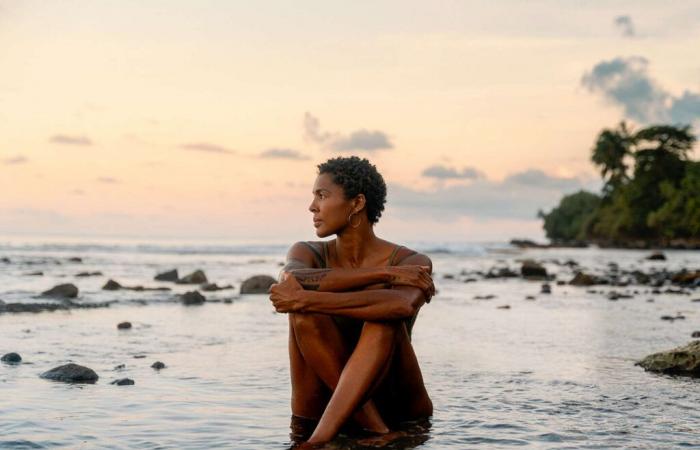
(539, 122), (699, 248)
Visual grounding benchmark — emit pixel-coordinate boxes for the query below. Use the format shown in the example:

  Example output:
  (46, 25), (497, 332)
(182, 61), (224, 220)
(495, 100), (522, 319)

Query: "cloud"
(422, 165), (483, 180)
(96, 176), (119, 184)
(614, 15), (635, 37)
(50, 134), (93, 146)
(303, 112), (393, 152)
(180, 142), (235, 154)
(582, 56), (700, 125)
(2, 155), (28, 165)
(259, 148), (310, 160)
(390, 169), (598, 220)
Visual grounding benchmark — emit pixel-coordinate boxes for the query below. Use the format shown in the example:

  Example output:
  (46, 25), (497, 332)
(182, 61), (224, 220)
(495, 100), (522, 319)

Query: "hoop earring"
(348, 212), (361, 229)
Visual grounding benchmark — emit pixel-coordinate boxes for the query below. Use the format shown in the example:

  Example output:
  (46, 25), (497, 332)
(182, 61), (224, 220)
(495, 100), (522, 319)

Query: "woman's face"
(309, 173), (353, 238)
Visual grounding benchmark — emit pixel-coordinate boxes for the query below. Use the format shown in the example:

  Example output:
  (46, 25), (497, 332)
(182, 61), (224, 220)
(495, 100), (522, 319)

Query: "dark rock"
(540, 283), (551, 294)
(485, 267), (519, 279)
(111, 378), (134, 386)
(201, 283), (234, 292)
(646, 252), (666, 261)
(497, 305), (511, 309)
(103, 279), (122, 290)
(76, 271), (102, 277)
(569, 272), (600, 286)
(68, 257), (83, 263)
(177, 270), (208, 284)
(692, 331), (700, 338)
(660, 315), (676, 321)
(133, 355), (146, 359)
(240, 275), (277, 294)
(181, 290), (206, 305)
(510, 239), (547, 248)
(474, 294), (496, 300)
(40, 363), (98, 383)
(40, 283), (78, 299)
(463, 278), (478, 283)
(692, 298), (700, 303)
(608, 291), (633, 300)
(151, 361), (166, 370)
(672, 270), (700, 285)
(647, 298), (655, 303)
(443, 274), (455, 280)
(24, 271), (44, 276)
(155, 269), (179, 282)
(636, 340), (700, 376)
(1, 257), (10, 263)
(114, 364), (125, 370)
(1, 352), (22, 364)
(521, 260), (548, 279)
(117, 321), (132, 330)
(525, 295), (535, 300)
(556, 280), (566, 286)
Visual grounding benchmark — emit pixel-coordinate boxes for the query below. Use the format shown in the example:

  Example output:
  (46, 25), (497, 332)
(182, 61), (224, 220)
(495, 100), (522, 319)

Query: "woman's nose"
(308, 201), (317, 213)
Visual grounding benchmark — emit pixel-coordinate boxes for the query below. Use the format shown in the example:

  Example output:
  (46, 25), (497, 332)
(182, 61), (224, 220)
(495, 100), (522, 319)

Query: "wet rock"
(631, 271), (650, 284)
(201, 283), (234, 292)
(672, 270), (700, 286)
(177, 270), (208, 284)
(76, 271), (102, 277)
(510, 239), (547, 248)
(155, 269), (179, 282)
(463, 278), (478, 283)
(1, 257), (10, 263)
(525, 295), (535, 300)
(646, 252), (666, 261)
(474, 294), (496, 300)
(68, 257), (83, 263)
(0, 302), (68, 314)
(111, 378), (134, 386)
(103, 279), (122, 290)
(24, 271), (44, 276)
(40, 363), (98, 383)
(497, 305), (511, 309)
(114, 364), (125, 370)
(485, 267), (519, 279)
(181, 290), (206, 305)
(556, 280), (566, 286)
(692, 298), (700, 303)
(133, 355), (147, 359)
(608, 291), (633, 301)
(151, 361), (166, 370)
(569, 272), (600, 286)
(636, 340), (700, 376)
(521, 260), (547, 279)
(540, 283), (551, 294)
(40, 283), (78, 299)
(240, 275), (277, 294)
(443, 274), (455, 280)
(117, 321), (132, 330)
(692, 331), (700, 338)
(1, 352), (21, 364)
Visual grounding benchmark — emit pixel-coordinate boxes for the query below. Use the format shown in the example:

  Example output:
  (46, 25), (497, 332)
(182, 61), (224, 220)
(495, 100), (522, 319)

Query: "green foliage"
(539, 190), (601, 241)
(543, 123), (699, 245)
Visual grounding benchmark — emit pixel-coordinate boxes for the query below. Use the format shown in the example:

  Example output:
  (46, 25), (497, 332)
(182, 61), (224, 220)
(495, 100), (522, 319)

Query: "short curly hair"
(318, 156), (387, 224)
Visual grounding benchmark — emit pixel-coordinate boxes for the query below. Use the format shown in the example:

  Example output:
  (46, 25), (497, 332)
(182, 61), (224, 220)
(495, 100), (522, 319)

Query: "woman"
(269, 156), (435, 446)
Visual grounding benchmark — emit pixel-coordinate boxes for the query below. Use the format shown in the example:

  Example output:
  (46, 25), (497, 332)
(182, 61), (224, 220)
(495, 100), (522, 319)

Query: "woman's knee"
(291, 312), (332, 335)
(362, 321), (401, 343)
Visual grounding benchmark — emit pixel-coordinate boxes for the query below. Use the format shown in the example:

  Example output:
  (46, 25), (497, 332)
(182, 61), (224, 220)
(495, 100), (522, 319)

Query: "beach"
(1, 236), (699, 449)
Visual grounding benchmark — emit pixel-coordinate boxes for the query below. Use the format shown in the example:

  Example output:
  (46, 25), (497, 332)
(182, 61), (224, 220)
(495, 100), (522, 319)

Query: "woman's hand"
(269, 273), (306, 313)
(386, 265), (435, 298)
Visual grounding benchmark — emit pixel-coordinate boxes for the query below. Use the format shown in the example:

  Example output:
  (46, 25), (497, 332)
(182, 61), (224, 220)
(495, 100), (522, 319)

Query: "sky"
(1, 0), (699, 243)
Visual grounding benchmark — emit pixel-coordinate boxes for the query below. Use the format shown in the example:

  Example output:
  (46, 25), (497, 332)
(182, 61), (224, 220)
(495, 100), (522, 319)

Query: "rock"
(646, 252), (666, 261)
(155, 269), (179, 282)
(672, 270), (700, 285)
(484, 267), (519, 279)
(1, 352), (22, 364)
(540, 283), (551, 294)
(181, 290), (206, 305)
(692, 331), (700, 338)
(463, 278), (477, 283)
(40, 363), (98, 383)
(569, 272), (600, 286)
(240, 275), (277, 294)
(24, 271), (44, 276)
(102, 279), (122, 290)
(114, 364), (125, 370)
(525, 295), (535, 300)
(660, 315), (676, 321)
(497, 305), (511, 309)
(177, 270), (208, 284)
(111, 378), (134, 386)
(510, 239), (547, 248)
(68, 257), (83, 263)
(608, 291), (633, 300)
(76, 271), (102, 277)
(133, 355), (147, 359)
(151, 361), (166, 370)
(1, 257), (10, 263)
(117, 321), (132, 330)
(443, 274), (455, 279)
(636, 340), (700, 376)
(474, 294), (496, 300)
(40, 283), (78, 299)
(201, 283), (234, 292)
(521, 260), (548, 279)
(556, 280), (565, 286)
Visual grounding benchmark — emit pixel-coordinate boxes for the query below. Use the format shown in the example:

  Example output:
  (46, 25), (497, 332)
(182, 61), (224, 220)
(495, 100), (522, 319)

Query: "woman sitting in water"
(269, 156), (435, 446)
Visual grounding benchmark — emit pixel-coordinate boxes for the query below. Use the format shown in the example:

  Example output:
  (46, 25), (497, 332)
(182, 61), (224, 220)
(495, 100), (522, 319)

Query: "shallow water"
(1, 238), (699, 448)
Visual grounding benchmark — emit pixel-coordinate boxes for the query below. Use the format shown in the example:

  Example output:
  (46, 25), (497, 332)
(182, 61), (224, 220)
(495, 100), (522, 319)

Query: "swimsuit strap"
(322, 240), (330, 268)
(387, 245), (403, 266)
(301, 241), (326, 268)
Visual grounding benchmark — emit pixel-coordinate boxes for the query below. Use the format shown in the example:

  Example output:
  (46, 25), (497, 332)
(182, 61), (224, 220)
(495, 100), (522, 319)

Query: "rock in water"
(540, 283), (551, 294)
(41, 283), (78, 299)
(151, 361), (166, 370)
(636, 341), (700, 376)
(155, 269), (179, 282)
(646, 252), (666, 261)
(1, 352), (22, 364)
(240, 275), (277, 294)
(117, 321), (132, 329)
(201, 283), (234, 292)
(40, 363), (98, 383)
(181, 291), (206, 305)
(111, 378), (134, 386)
(521, 260), (547, 279)
(102, 279), (122, 290)
(177, 270), (208, 284)
(569, 272), (600, 286)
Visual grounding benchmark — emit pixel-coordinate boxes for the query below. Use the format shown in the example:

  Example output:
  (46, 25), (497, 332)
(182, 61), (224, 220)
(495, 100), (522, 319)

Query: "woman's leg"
(290, 313), (389, 433)
(307, 320), (400, 444)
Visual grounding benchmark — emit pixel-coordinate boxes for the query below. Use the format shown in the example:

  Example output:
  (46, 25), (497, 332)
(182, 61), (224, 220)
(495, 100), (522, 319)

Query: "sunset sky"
(1, 1), (699, 243)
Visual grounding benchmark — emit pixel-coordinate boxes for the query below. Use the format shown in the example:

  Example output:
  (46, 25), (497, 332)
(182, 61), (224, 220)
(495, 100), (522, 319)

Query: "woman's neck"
(334, 224), (379, 268)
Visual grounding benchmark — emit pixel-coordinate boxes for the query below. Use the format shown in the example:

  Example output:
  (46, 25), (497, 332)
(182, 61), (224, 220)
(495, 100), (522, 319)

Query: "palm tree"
(591, 121), (633, 196)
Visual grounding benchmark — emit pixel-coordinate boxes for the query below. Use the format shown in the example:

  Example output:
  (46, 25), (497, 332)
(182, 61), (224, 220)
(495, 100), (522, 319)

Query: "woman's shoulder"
(286, 240), (329, 268)
(383, 241), (431, 267)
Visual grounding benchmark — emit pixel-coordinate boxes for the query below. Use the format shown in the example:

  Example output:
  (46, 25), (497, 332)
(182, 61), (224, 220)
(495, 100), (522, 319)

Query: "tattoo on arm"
(293, 269), (331, 290)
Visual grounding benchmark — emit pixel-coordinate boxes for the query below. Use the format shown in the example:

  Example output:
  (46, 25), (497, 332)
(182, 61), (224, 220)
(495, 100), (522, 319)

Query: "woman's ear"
(353, 194), (366, 215)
